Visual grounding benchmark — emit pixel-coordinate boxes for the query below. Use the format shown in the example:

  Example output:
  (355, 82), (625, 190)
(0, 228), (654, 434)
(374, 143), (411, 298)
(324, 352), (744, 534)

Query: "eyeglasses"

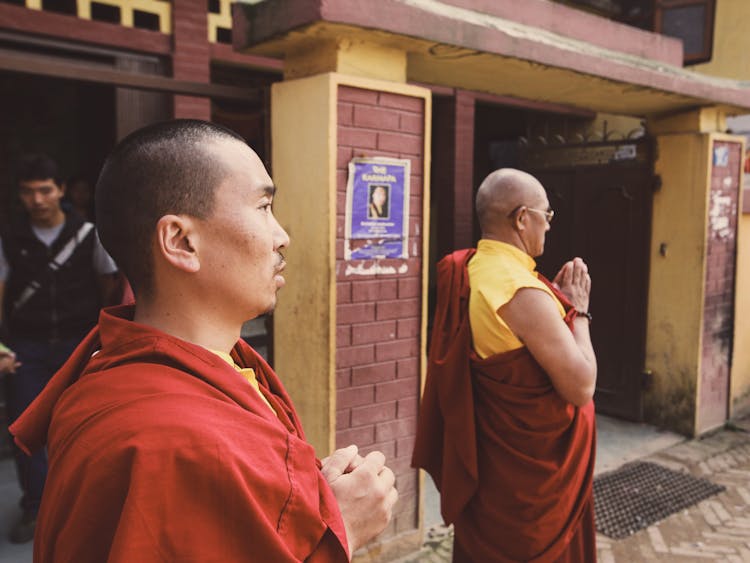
(508, 205), (555, 224)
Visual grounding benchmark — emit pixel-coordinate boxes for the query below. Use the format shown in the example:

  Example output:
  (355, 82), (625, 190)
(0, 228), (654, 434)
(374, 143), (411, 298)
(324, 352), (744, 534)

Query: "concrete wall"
(733, 208), (750, 415)
(694, 0), (750, 81)
(271, 74), (337, 455)
(645, 132), (709, 436)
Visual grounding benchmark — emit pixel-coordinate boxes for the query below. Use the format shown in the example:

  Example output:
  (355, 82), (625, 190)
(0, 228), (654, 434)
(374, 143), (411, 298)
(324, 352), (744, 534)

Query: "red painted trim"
(453, 90), (475, 249)
(441, 0), (683, 66)
(410, 82), (595, 118)
(0, 3), (170, 55)
(469, 91), (595, 119)
(0, 49), (261, 100)
(409, 81), (455, 97)
(210, 43), (283, 72)
(744, 187), (750, 214)
(235, 0), (750, 112)
(232, 0), (322, 57)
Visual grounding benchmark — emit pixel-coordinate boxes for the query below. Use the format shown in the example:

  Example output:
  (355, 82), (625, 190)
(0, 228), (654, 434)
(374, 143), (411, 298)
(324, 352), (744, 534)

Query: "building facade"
(1, 0), (749, 560)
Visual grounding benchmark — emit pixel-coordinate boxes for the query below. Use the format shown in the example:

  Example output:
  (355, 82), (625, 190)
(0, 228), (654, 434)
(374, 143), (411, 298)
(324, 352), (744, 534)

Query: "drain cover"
(594, 461), (725, 539)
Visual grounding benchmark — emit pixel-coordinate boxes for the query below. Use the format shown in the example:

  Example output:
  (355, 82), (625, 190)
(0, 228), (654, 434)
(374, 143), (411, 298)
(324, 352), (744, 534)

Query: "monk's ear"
(154, 214), (200, 274)
(511, 206), (527, 232)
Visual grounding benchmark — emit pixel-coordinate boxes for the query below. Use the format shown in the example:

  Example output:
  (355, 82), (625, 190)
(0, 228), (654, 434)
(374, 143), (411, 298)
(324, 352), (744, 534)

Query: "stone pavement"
(398, 420), (750, 562)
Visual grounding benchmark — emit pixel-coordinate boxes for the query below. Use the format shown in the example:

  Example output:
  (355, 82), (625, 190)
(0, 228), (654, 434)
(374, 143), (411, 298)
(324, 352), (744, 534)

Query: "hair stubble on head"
(95, 119), (246, 297)
(476, 168), (542, 235)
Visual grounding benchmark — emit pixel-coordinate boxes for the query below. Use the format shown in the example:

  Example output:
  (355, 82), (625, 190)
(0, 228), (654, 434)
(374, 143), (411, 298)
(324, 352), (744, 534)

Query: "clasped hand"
(320, 445), (398, 557)
(553, 257), (592, 313)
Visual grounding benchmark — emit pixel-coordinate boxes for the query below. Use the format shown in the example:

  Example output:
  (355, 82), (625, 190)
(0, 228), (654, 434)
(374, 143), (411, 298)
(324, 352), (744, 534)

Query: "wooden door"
(521, 141), (653, 420)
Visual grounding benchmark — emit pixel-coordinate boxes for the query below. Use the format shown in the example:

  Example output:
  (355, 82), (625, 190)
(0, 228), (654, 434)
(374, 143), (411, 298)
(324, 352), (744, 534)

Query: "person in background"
(10, 120), (398, 561)
(0, 153), (120, 544)
(413, 168), (597, 562)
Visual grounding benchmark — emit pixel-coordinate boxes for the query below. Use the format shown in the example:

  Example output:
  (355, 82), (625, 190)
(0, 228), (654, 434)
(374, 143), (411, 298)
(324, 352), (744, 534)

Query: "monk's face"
(195, 139), (289, 320)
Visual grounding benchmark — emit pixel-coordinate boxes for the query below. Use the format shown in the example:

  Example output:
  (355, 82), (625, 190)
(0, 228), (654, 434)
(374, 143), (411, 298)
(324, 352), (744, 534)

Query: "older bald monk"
(413, 169), (598, 562)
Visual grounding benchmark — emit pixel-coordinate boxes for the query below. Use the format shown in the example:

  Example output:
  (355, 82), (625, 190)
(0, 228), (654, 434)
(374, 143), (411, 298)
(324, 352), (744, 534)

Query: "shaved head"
(476, 168), (546, 236)
(96, 119), (246, 297)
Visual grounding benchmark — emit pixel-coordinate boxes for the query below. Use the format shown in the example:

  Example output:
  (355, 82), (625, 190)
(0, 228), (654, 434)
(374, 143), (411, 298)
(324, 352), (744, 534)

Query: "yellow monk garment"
(468, 239), (565, 358)
(208, 349), (277, 415)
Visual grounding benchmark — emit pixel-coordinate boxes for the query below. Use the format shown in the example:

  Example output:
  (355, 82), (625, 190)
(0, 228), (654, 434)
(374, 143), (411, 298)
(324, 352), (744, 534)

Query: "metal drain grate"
(594, 461), (725, 539)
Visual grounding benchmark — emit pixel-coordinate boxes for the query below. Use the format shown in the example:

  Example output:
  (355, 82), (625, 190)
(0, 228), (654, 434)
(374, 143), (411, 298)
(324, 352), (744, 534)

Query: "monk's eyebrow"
(261, 185), (276, 197)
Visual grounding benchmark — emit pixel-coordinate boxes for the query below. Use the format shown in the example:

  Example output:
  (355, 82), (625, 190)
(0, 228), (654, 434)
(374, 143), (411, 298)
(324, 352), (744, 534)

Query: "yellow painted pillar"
(646, 108), (745, 436)
(732, 174), (749, 417)
(272, 72), (338, 456)
(271, 39), (431, 560)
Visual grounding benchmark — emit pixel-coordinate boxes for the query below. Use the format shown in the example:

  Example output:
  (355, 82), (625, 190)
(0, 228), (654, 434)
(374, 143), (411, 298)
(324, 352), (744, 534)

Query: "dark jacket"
(2, 211), (101, 340)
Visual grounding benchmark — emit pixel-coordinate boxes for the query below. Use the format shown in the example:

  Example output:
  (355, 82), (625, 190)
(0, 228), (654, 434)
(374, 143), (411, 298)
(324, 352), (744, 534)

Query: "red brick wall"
(699, 140), (742, 431)
(336, 86), (424, 539)
(172, 0), (211, 120)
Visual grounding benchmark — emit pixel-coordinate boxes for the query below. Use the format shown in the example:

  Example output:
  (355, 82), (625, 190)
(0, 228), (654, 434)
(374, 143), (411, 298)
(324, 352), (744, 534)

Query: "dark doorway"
(0, 72), (116, 224)
(519, 141), (654, 420)
(430, 95), (653, 421)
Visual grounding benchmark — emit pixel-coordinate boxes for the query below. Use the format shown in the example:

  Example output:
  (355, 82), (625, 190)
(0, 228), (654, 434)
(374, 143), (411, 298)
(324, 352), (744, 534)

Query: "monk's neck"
(134, 299), (241, 353)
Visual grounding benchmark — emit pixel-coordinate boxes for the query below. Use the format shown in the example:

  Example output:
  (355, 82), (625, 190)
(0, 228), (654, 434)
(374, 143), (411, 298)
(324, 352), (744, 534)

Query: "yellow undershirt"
(208, 349), (276, 415)
(468, 239), (565, 358)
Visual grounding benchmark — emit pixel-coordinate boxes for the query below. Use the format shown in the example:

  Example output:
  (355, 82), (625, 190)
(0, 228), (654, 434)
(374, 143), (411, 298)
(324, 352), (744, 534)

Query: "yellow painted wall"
(733, 208), (750, 416)
(271, 73), (337, 457)
(645, 132), (710, 436)
(694, 0), (750, 81)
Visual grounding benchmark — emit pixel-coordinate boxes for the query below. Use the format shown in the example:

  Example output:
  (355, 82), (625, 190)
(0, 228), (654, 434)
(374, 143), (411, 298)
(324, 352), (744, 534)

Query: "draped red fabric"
(10, 305), (349, 563)
(412, 250), (596, 562)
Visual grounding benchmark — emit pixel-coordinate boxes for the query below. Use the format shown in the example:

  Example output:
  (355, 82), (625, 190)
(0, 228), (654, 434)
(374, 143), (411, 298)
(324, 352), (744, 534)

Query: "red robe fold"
(10, 305), (348, 563)
(412, 249), (596, 562)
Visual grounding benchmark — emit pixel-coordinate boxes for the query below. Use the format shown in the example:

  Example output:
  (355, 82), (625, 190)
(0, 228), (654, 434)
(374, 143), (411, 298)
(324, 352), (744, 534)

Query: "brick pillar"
(172, 0), (210, 120)
(433, 91), (475, 258)
(271, 71), (428, 559)
(698, 139), (743, 432)
(336, 85), (424, 550)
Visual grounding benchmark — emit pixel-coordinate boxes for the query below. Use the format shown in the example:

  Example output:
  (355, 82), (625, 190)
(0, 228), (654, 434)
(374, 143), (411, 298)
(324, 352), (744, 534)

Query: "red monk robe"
(10, 305), (349, 562)
(412, 249), (596, 562)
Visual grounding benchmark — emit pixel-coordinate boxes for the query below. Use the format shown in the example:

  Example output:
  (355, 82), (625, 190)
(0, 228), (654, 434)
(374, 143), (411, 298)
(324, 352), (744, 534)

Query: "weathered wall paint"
(271, 73), (337, 456)
(644, 132), (709, 436)
(697, 138), (743, 433)
(732, 207), (750, 416)
(694, 0), (750, 81)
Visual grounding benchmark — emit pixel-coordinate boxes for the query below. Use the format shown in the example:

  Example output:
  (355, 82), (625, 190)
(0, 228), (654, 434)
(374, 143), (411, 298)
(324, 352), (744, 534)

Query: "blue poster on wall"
(345, 157), (410, 260)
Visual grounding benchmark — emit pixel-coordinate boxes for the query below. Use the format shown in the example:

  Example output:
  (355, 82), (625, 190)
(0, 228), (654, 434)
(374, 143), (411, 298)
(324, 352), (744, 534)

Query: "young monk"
(10, 120), (398, 562)
(413, 168), (597, 562)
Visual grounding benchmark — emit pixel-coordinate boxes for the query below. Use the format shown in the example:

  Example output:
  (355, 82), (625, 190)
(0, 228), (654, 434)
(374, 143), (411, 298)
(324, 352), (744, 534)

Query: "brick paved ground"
(398, 421), (750, 562)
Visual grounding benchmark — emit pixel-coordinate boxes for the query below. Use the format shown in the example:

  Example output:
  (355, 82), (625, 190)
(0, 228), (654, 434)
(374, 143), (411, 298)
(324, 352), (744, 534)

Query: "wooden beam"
(0, 3), (170, 55)
(469, 90), (595, 119)
(0, 49), (261, 102)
